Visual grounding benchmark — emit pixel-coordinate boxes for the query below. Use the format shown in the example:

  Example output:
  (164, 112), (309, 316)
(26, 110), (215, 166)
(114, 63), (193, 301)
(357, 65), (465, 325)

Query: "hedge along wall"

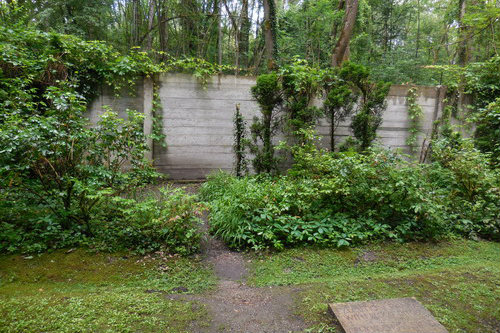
(88, 73), (447, 180)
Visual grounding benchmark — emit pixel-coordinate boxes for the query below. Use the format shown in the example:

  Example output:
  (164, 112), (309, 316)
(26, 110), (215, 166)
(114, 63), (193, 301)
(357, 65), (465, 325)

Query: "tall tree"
(331, 0), (359, 66)
(263, 0), (277, 70)
(145, 0), (156, 50)
(239, 0), (251, 68)
(157, 0), (168, 56)
(457, 0), (470, 66)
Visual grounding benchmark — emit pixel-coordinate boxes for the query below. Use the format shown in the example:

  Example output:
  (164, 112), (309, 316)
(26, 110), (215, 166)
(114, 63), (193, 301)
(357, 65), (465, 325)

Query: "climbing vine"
(151, 81), (167, 148)
(233, 104), (248, 177)
(405, 87), (424, 153)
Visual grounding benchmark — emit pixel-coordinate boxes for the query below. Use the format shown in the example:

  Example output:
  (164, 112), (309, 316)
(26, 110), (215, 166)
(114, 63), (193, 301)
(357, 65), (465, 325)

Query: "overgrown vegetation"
(248, 73), (283, 174)
(323, 68), (356, 151)
(341, 62), (391, 150)
(233, 104), (249, 177)
(241, 60), (390, 174)
(0, 24), (207, 254)
(203, 130), (500, 251)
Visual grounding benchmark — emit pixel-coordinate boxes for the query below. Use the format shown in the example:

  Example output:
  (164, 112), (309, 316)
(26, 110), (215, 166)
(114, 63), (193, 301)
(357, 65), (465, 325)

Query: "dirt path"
(166, 184), (307, 332)
(196, 233), (306, 333)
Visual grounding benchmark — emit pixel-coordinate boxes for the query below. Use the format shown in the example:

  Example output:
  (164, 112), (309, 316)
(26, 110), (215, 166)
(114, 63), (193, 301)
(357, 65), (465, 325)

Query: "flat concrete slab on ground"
(328, 297), (448, 333)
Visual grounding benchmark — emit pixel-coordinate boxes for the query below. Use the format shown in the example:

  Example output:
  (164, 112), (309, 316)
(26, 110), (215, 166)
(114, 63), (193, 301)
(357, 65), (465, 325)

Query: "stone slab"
(328, 297), (448, 333)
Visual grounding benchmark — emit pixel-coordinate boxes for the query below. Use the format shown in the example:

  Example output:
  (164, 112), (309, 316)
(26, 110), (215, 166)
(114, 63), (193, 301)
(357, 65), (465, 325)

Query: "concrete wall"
(88, 73), (446, 180)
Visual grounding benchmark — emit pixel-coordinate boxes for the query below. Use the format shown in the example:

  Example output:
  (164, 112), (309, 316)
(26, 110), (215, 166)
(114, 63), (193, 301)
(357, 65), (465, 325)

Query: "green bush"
(1, 187), (203, 254)
(91, 187), (203, 255)
(202, 132), (500, 251)
(432, 137), (500, 239)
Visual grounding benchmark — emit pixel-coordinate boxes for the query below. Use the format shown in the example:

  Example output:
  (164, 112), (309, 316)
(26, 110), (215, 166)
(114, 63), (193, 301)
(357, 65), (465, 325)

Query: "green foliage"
(323, 69), (356, 151)
(340, 62), (391, 150)
(150, 82), (167, 148)
(435, 57), (500, 163)
(0, 25), (202, 255)
(92, 187), (203, 255)
(405, 87), (424, 152)
(432, 137), (500, 239)
(202, 148), (446, 251)
(279, 58), (324, 141)
(0, 86), (155, 247)
(248, 73), (283, 174)
(0, 24), (159, 118)
(233, 104), (248, 177)
(164, 57), (234, 87)
(465, 57), (500, 163)
(203, 130), (500, 251)
(475, 98), (500, 164)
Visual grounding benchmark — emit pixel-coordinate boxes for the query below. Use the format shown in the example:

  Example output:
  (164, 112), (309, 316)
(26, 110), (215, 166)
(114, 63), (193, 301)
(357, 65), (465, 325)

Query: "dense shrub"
(0, 187), (203, 254)
(431, 137), (500, 239)
(248, 73), (283, 174)
(91, 187), (203, 255)
(0, 25), (203, 255)
(202, 132), (500, 250)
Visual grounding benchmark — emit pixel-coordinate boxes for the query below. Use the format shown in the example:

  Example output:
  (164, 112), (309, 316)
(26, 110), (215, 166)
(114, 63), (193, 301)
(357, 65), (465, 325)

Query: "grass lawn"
(0, 250), (216, 333)
(247, 239), (500, 333)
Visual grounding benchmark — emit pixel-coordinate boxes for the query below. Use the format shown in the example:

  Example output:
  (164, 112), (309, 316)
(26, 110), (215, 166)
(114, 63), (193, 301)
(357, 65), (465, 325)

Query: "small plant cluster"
(238, 59), (390, 175)
(202, 130), (500, 251)
(0, 24), (202, 254)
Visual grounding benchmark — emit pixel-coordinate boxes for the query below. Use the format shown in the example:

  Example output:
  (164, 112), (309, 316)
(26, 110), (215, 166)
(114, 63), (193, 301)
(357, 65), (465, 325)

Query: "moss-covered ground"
(0, 240), (498, 333)
(0, 249), (216, 333)
(247, 240), (500, 333)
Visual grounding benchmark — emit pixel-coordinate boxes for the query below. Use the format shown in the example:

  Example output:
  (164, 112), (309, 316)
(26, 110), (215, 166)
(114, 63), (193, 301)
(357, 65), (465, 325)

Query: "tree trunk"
(158, 1), (168, 57)
(263, 0), (277, 70)
(457, 0), (469, 66)
(239, 0), (250, 69)
(216, 0), (223, 65)
(146, 0), (156, 50)
(331, 0), (358, 67)
(331, 0), (346, 48)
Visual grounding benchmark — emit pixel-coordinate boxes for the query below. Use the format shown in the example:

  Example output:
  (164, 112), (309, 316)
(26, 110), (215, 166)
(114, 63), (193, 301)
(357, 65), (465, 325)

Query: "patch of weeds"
(304, 323), (338, 333)
(0, 289), (207, 333)
(0, 250), (216, 332)
(246, 240), (500, 286)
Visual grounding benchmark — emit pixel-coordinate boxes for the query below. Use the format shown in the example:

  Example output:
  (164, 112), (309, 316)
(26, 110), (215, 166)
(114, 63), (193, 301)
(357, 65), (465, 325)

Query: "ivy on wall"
(150, 81), (167, 148)
(405, 87), (424, 153)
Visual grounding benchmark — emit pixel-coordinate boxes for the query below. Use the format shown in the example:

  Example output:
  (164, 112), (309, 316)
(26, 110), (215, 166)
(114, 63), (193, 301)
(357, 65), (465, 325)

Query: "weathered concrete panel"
(88, 74), (446, 179)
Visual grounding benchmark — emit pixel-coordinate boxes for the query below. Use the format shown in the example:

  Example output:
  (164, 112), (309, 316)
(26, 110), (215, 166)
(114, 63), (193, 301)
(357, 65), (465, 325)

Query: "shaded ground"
(1, 182), (499, 332)
(169, 214), (307, 333)
(0, 250), (214, 333)
(247, 240), (500, 333)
